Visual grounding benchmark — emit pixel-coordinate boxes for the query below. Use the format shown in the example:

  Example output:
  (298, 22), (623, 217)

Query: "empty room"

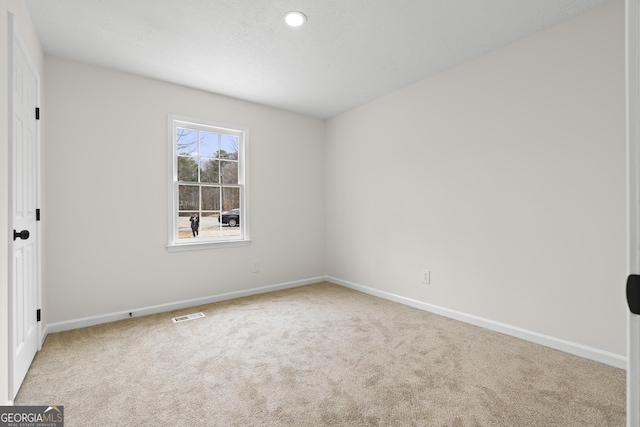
(2, 0), (638, 425)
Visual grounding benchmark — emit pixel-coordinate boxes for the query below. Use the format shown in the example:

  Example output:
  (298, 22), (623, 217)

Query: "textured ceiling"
(26, 0), (615, 118)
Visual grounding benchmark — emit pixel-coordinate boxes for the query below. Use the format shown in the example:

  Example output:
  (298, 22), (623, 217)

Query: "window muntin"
(169, 116), (248, 249)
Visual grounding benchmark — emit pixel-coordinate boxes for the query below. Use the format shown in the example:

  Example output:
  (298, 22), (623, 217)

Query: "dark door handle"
(628, 274), (640, 314)
(13, 229), (30, 241)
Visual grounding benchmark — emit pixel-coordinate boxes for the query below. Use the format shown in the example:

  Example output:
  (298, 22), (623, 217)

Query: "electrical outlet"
(422, 270), (430, 284)
(252, 262), (260, 273)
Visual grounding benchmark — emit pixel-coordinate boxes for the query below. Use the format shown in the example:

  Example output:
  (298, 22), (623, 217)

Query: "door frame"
(627, 1), (640, 426)
(7, 12), (42, 401)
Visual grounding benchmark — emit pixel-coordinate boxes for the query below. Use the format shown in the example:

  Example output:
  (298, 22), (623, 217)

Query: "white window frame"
(167, 114), (250, 251)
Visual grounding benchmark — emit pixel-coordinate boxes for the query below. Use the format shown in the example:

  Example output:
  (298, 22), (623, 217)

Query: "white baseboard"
(40, 275), (626, 370)
(328, 276), (627, 370)
(43, 277), (325, 338)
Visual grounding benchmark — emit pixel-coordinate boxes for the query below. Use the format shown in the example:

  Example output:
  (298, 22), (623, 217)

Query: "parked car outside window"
(220, 209), (240, 227)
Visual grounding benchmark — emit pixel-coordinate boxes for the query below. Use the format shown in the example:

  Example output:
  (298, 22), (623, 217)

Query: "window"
(168, 115), (249, 250)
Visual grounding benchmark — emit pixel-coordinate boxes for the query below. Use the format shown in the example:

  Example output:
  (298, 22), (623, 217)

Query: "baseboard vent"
(172, 312), (206, 323)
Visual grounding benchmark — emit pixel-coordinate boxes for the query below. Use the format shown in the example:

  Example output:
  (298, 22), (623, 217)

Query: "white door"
(8, 14), (40, 400)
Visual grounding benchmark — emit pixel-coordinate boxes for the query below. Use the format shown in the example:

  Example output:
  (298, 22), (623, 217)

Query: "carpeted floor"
(15, 282), (625, 426)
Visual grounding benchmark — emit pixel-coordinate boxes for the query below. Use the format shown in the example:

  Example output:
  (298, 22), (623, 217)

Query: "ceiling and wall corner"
(24, 0), (616, 119)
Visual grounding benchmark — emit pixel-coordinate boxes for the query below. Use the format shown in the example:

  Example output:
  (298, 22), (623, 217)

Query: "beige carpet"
(15, 282), (625, 426)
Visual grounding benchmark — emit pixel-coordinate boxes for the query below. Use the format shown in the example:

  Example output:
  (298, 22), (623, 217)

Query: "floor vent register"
(172, 312), (206, 323)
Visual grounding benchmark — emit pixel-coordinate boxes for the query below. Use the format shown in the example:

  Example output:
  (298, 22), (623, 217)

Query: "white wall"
(326, 0), (627, 357)
(1, 0), (44, 404)
(43, 57), (325, 324)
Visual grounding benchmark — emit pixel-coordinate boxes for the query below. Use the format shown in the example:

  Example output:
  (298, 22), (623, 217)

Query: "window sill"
(167, 239), (251, 252)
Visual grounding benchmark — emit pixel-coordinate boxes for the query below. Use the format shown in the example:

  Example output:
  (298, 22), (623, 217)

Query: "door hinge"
(36, 208), (41, 221)
(36, 309), (41, 322)
(35, 107), (40, 120)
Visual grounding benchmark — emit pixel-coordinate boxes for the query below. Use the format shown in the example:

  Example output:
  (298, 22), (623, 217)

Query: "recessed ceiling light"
(284, 11), (306, 27)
